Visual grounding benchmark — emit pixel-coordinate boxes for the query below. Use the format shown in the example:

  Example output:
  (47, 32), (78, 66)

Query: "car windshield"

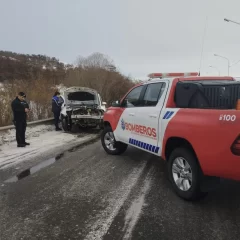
(67, 91), (99, 105)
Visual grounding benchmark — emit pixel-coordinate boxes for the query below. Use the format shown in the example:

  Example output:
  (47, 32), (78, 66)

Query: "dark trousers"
(15, 121), (27, 145)
(53, 111), (60, 129)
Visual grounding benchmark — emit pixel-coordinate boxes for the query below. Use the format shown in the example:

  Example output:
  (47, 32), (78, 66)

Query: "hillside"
(0, 50), (136, 127)
(0, 50), (72, 83)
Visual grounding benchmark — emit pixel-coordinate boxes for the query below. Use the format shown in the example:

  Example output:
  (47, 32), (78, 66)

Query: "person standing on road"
(52, 91), (64, 131)
(11, 92), (30, 147)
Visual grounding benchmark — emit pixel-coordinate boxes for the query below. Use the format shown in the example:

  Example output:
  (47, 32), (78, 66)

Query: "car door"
(114, 85), (146, 144)
(132, 81), (168, 155)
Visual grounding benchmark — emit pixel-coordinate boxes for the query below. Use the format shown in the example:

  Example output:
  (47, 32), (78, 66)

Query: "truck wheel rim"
(172, 157), (192, 191)
(104, 132), (116, 151)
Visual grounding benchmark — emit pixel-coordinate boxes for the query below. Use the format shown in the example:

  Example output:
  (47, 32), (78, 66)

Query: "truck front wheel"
(168, 147), (207, 201)
(101, 126), (128, 155)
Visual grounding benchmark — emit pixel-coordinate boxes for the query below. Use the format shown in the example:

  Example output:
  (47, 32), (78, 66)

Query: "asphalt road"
(0, 139), (240, 240)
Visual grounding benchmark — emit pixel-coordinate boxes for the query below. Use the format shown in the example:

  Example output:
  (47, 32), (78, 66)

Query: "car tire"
(61, 115), (71, 132)
(71, 125), (80, 133)
(101, 126), (128, 155)
(99, 120), (104, 130)
(167, 147), (207, 201)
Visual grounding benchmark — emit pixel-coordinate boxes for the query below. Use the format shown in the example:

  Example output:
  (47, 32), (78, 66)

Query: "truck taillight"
(236, 99), (240, 110)
(231, 135), (240, 155)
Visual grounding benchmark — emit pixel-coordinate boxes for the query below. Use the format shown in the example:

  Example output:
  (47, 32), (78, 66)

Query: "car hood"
(62, 87), (99, 106)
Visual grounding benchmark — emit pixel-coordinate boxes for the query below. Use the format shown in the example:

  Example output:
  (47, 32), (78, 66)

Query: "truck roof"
(146, 76), (235, 84)
(145, 73), (236, 108)
(146, 72), (235, 84)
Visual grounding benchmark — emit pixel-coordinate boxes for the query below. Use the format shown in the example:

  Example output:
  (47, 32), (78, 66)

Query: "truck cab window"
(123, 85), (144, 108)
(143, 82), (166, 106)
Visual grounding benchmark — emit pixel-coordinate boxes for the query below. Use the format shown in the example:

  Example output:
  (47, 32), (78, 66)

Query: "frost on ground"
(122, 168), (153, 240)
(84, 162), (148, 240)
(0, 124), (98, 170)
(0, 124), (54, 146)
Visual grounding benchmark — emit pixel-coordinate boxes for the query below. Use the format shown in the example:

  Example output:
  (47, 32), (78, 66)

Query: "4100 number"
(219, 114), (236, 121)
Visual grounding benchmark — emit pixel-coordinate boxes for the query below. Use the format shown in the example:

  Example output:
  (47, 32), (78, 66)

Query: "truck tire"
(167, 147), (207, 201)
(101, 126), (128, 155)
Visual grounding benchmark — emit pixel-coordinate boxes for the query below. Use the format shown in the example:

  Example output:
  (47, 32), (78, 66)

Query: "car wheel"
(168, 147), (207, 201)
(99, 120), (104, 130)
(61, 115), (71, 132)
(101, 126), (128, 155)
(71, 124), (80, 133)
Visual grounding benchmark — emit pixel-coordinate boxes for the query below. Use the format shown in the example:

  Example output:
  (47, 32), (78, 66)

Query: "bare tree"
(76, 52), (115, 70)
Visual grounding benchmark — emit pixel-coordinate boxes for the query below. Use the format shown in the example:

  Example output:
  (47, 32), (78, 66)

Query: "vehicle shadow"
(122, 146), (240, 208)
(116, 147), (240, 240)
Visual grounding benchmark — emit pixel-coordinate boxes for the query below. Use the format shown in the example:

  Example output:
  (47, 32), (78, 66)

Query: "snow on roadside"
(0, 124), (54, 146)
(0, 124), (98, 170)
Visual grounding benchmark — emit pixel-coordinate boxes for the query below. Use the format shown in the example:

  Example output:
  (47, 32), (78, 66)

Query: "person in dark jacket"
(52, 91), (64, 131)
(11, 92), (30, 147)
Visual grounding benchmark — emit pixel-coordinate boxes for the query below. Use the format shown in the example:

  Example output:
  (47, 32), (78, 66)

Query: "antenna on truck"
(198, 16), (208, 74)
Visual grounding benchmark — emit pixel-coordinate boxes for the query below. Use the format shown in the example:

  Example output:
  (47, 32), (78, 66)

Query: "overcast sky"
(1, 0), (240, 79)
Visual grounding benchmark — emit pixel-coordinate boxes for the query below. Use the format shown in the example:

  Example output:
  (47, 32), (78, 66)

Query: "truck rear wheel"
(167, 147), (207, 201)
(101, 126), (128, 155)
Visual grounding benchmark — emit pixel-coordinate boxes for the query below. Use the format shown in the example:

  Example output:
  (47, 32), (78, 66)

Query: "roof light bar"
(148, 72), (199, 79)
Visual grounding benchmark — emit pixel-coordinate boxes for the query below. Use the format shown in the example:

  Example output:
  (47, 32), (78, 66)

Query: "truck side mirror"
(111, 100), (121, 107)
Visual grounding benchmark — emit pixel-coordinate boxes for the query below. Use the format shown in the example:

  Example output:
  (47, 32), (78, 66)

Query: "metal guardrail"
(0, 118), (54, 132)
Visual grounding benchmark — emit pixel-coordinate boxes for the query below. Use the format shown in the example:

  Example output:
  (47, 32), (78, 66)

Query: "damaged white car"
(60, 87), (106, 132)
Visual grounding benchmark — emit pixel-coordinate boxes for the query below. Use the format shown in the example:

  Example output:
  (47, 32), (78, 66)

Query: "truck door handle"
(149, 114), (157, 118)
(129, 113), (135, 116)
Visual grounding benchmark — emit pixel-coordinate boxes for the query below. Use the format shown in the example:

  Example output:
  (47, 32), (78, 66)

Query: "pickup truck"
(101, 72), (240, 200)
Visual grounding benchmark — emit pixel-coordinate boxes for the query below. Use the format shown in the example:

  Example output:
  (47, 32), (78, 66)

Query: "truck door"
(113, 85), (146, 144)
(132, 81), (169, 155)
